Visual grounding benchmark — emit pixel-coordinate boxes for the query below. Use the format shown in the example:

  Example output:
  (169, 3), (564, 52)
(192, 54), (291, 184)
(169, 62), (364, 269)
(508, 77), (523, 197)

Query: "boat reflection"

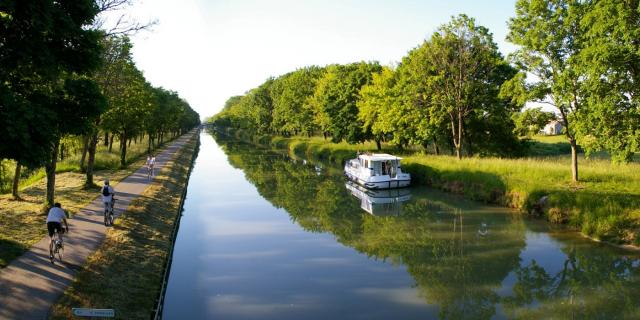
(345, 181), (411, 216)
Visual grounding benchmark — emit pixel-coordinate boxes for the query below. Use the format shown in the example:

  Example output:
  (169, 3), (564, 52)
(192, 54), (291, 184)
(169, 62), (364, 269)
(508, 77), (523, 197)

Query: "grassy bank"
(218, 128), (640, 246)
(0, 136), (180, 268)
(0, 134), (178, 194)
(50, 132), (198, 319)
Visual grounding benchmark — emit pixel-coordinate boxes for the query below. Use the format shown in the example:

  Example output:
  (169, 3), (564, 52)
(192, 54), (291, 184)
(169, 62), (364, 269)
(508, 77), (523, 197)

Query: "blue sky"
(123, 0), (519, 118)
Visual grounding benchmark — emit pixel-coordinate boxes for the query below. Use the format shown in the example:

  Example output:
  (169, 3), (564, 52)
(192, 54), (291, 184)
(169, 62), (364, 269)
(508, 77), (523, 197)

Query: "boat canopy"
(358, 153), (403, 162)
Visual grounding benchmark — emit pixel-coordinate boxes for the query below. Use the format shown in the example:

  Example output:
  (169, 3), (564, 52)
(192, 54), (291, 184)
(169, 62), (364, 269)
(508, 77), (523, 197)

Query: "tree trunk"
(108, 134), (114, 153)
(59, 143), (65, 161)
(45, 139), (60, 207)
(12, 162), (21, 199)
(128, 138), (132, 148)
(450, 112), (462, 160)
(85, 132), (98, 187)
(456, 110), (463, 159)
(120, 131), (128, 167)
(559, 104), (578, 182)
(148, 133), (153, 153)
(570, 138), (579, 182)
(465, 133), (473, 157)
(433, 137), (440, 155)
(375, 139), (381, 151)
(104, 132), (109, 146)
(80, 134), (90, 172)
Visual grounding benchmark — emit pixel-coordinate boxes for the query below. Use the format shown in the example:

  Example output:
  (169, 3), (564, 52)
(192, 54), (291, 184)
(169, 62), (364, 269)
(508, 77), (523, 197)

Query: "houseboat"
(345, 182), (411, 215)
(344, 153), (411, 189)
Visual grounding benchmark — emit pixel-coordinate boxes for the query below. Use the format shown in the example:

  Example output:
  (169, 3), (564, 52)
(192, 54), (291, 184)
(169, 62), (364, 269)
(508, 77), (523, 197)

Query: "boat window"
(364, 160), (368, 168)
(373, 161), (382, 175)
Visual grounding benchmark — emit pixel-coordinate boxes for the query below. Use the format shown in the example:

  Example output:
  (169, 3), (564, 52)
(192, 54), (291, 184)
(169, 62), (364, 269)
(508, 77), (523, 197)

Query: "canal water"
(162, 130), (640, 319)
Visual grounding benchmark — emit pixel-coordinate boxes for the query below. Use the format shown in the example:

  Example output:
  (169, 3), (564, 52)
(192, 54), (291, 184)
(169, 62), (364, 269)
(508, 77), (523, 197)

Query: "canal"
(162, 130), (640, 319)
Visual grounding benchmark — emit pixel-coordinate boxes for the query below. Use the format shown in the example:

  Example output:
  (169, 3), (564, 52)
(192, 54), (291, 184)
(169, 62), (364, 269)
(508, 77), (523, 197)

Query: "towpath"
(0, 130), (197, 320)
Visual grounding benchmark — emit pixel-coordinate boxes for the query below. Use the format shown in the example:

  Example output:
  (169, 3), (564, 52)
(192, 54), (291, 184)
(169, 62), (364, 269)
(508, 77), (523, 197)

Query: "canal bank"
(213, 126), (640, 248)
(49, 131), (199, 319)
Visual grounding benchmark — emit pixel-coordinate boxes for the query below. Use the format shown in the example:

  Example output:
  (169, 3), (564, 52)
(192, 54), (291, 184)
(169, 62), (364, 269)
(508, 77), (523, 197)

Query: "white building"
(543, 120), (563, 135)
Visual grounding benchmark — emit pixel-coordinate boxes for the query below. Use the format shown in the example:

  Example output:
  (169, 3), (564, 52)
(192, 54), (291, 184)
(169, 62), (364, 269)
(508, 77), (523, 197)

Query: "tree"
(505, 0), (587, 181)
(512, 107), (557, 137)
(309, 62), (382, 143)
(101, 61), (153, 167)
(93, 0), (156, 36)
(0, 0), (104, 205)
(393, 43), (452, 152)
(0, 0), (102, 170)
(576, 0), (640, 163)
(44, 78), (106, 205)
(271, 67), (325, 136)
(245, 79), (274, 134)
(357, 67), (397, 150)
(426, 14), (517, 159)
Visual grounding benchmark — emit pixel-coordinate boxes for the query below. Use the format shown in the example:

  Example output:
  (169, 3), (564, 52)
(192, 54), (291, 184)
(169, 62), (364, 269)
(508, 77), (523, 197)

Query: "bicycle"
(49, 228), (65, 264)
(104, 198), (115, 226)
(147, 164), (153, 180)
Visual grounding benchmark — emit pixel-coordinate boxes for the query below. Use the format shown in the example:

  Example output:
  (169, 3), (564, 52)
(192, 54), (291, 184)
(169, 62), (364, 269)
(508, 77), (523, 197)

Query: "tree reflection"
(210, 130), (640, 319)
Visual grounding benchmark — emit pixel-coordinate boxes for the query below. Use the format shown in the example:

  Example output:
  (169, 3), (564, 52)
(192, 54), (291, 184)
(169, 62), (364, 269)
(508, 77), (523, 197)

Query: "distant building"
(543, 120), (563, 135)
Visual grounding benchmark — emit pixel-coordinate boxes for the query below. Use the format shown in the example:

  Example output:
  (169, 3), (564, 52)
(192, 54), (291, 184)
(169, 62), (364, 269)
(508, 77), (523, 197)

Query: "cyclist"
(146, 154), (156, 177)
(101, 179), (116, 214)
(46, 203), (68, 257)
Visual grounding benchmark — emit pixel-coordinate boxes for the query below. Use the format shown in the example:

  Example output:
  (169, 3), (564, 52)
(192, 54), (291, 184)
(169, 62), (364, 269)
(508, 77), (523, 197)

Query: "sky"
(118, 0), (520, 119)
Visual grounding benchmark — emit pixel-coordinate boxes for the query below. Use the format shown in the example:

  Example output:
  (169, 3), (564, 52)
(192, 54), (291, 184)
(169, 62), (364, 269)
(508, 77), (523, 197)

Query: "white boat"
(344, 153), (411, 189)
(345, 182), (411, 215)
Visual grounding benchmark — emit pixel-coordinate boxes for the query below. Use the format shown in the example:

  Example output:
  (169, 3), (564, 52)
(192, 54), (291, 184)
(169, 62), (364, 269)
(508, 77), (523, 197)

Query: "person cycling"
(146, 154), (156, 178)
(101, 179), (116, 214)
(46, 203), (68, 256)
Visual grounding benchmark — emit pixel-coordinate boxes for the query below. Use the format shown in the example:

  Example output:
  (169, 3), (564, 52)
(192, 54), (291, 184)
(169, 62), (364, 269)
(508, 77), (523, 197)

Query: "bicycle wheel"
(104, 209), (109, 226)
(49, 240), (55, 264)
(55, 241), (64, 263)
(108, 211), (114, 225)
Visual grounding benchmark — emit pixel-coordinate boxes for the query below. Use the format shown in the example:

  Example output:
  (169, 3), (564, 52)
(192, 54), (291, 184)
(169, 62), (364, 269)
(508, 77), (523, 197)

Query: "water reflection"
(172, 130), (640, 319)
(345, 181), (411, 216)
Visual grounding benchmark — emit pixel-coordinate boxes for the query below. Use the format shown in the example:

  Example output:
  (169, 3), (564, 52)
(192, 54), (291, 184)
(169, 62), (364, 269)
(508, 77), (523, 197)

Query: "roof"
(357, 153), (403, 161)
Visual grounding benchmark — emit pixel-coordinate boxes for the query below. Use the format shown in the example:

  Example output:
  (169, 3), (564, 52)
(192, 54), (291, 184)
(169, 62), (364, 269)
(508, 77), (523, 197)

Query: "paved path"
(0, 131), (197, 320)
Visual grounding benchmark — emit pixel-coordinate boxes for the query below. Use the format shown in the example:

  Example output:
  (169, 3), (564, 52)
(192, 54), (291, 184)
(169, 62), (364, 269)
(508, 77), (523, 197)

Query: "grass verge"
(49, 132), (199, 319)
(0, 136), (181, 269)
(214, 127), (640, 246)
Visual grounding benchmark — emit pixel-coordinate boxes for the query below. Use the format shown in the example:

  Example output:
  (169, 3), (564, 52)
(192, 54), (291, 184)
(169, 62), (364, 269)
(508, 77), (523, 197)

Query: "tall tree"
(101, 62), (153, 166)
(576, 0), (640, 163)
(427, 14), (516, 159)
(271, 67), (324, 136)
(309, 62), (382, 143)
(0, 0), (102, 170)
(45, 78), (106, 205)
(357, 67), (398, 150)
(505, 0), (587, 181)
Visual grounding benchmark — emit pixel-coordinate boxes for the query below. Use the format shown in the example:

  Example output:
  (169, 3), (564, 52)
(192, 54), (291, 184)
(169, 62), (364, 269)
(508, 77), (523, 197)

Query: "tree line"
(0, 0), (200, 206)
(211, 0), (640, 182)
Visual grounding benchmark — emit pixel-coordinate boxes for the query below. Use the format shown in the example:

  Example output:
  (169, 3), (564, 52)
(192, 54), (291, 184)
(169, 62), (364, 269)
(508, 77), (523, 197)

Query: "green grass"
(239, 131), (640, 246)
(50, 133), (198, 320)
(525, 135), (574, 157)
(0, 170), (135, 268)
(0, 134), (182, 269)
(0, 135), (177, 195)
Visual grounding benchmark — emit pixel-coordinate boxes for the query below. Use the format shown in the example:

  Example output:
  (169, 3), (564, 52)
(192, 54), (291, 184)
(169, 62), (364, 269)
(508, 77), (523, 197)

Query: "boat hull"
(345, 172), (411, 189)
